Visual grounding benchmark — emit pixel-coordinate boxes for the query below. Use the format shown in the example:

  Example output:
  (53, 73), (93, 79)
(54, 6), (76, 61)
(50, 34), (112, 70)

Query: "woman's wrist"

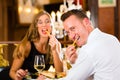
(51, 50), (57, 55)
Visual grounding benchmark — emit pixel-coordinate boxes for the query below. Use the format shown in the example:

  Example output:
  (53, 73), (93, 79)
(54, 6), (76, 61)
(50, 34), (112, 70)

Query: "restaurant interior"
(0, 0), (120, 78)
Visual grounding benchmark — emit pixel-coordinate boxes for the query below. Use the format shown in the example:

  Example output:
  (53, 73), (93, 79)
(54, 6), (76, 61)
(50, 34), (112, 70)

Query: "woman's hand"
(65, 45), (77, 64)
(49, 35), (59, 51)
(37, 74), (46, 80)
(15, 69), (28, 80)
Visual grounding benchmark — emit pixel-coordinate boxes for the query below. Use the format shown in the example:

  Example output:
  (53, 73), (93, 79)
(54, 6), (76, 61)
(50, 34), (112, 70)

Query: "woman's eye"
(45, 20), (50, 23)
(37, 19), (50, 25)
(38, 20), (42, 24)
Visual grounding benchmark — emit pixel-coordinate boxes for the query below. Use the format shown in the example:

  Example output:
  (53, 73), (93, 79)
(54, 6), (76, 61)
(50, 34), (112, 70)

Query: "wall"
(0, 0), (8, 41)
(36, 0), (62, 5)
(119, 0), (120, 40)
(98, 0), (120, 41)
(14, 27), (28, 41)
(98, 7), (114, 35)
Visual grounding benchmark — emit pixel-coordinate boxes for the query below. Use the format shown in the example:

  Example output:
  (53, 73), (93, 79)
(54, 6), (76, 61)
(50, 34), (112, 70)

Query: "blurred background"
(0, 0), (120, 66)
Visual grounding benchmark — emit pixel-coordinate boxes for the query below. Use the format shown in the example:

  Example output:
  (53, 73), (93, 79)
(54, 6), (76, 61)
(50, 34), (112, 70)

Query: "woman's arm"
(9, 41), (31, 80)
(9, 57), (26, 80)
(49, 35), (63, 72)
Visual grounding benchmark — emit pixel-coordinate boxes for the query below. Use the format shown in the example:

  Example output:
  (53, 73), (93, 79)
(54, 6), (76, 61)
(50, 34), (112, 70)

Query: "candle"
(86, 11), (91, 19)
(56, 11), (62, 22)
(77, 0), (82, 9)
(64, 0), (66, 7)
(77, 0), (80, 6)
(51, 11), (56, 22)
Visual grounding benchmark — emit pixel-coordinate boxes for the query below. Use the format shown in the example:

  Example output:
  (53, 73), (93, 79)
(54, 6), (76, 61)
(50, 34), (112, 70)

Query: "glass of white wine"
(34, 55), (45, 74)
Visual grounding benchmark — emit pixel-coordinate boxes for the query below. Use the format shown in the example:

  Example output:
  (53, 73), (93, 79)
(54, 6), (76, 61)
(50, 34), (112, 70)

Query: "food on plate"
(56, 72), (66, 78)
(41, 71), (55, 79)
(41, 71), (66, 79)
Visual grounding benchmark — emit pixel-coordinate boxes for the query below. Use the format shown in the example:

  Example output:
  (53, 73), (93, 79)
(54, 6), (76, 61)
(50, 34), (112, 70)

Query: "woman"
(9, 10), (63, 80)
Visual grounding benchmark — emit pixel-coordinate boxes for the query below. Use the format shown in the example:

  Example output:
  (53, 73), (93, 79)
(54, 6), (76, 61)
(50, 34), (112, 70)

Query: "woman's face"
(37, 14), (52, 38)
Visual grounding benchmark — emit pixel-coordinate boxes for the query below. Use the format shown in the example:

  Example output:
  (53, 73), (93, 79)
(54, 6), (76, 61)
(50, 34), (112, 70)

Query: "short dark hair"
(61, 9), (88, 21)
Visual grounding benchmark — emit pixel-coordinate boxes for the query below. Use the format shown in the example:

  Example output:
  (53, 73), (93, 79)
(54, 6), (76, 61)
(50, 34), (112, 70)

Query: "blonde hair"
(13, 10), (53, 64)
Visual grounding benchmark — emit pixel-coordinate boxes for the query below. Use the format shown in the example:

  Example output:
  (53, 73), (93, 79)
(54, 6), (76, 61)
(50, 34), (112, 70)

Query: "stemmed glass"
(34, 55), (45, 74)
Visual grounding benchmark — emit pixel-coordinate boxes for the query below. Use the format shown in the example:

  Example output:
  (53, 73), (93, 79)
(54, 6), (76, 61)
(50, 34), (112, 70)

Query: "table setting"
(24, 55), (66, 80)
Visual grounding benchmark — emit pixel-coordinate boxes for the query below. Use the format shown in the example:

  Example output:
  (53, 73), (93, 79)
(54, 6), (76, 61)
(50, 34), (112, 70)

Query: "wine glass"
(34, 55), (45, 74)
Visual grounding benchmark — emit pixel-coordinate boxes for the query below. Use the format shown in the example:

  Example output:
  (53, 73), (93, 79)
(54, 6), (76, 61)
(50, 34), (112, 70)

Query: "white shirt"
(59, 28), (120, 80)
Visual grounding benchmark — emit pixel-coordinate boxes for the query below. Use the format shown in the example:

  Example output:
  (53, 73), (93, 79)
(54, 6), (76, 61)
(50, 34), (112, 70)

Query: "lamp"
(18, 0), (39, 24)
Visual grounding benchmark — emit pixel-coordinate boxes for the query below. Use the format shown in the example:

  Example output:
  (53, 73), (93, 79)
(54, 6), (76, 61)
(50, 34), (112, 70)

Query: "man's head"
(61, 9), (93, 47)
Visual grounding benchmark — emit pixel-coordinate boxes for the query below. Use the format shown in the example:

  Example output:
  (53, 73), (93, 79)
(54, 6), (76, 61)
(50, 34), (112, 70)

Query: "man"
(60, 9), (120, 80)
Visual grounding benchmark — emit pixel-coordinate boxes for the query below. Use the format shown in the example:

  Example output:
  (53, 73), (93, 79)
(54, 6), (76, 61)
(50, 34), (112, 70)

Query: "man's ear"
(82, 18), (93, 33)
(82, 18), (91, 26)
